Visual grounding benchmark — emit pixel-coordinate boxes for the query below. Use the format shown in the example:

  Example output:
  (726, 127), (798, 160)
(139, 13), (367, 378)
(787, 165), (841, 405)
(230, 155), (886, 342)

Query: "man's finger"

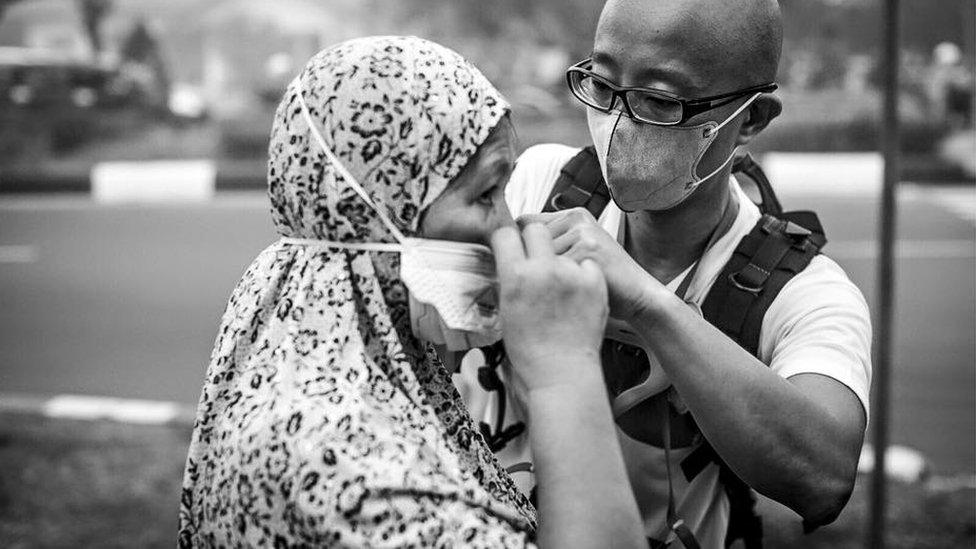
(579, 258), (608, 301)
(551, 231), (576, 255)
(490, 226), (526, 279)
(517, 211), (576, 239)
(562, 241), (599, 267)
(516, 212), (562, 228)
(579, 258), (606, 286)
(522, 222), (556, 258)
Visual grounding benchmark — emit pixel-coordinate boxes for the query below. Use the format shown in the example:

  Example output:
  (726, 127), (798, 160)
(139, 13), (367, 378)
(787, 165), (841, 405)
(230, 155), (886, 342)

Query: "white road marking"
(92, 160), (216, 204)
(904, 185), (976, 225)
(859, 443), (976, 491)
(763, 152), (883, 197)
(0, 392), (194, 425)
(0, 191), (268, 210)
(828, 239), (975, 259)
(0, 245), (38, 263)
(859, 443), (930, 483)
(39, 394), (194, 425)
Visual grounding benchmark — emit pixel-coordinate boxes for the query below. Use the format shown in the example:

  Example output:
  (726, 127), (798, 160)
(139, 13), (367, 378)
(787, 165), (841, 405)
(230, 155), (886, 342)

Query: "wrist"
(631, 278), (680, 324)
(523, 351), (604, 401)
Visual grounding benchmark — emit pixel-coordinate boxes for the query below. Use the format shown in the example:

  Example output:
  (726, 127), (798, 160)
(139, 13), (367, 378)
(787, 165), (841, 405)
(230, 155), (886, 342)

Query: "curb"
(0, 159), (265, 197)
(2, 393), (974, 492)
(1, 154), (972, 197)
(0, 392), (195, 427)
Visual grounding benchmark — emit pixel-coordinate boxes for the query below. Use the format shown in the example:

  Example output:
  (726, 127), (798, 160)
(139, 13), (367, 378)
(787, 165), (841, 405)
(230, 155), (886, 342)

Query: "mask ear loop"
(703, 92), (763, 139)
(697, 92), (764, 183)
(293, 78), (407, 245)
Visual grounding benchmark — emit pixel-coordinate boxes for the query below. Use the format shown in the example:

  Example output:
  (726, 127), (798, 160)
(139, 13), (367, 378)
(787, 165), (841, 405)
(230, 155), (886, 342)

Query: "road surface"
(1, 186), (973, 473)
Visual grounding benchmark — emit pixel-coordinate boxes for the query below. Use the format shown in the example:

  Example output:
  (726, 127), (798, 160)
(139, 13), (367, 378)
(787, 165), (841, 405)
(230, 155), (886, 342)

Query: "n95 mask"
(587, 93), (762, 212)
(280, 78), (502, 352)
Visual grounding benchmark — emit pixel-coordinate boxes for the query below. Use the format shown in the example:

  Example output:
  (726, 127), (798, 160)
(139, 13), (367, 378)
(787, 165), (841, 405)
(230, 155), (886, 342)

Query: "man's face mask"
(281, 79), (502, 353)
(587, 93), (761, 212)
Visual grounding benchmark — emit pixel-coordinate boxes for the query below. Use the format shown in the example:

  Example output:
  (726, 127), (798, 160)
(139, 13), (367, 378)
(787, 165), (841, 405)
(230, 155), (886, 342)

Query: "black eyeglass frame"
(566, 58), (778, 126)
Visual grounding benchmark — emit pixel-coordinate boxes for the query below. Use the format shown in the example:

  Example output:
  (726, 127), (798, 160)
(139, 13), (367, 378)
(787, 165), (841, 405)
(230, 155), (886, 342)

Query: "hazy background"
(0, 0), (973, 175)
(0, 1), (973, 547)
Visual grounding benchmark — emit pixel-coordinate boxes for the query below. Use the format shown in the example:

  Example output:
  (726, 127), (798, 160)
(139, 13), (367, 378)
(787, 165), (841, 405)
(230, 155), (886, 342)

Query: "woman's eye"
(477, 188), (495, 205)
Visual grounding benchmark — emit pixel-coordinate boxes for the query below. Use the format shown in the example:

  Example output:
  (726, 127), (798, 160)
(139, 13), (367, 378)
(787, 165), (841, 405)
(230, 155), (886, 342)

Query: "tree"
(0, 0), (24, 23)
(78, 0), (112, 54)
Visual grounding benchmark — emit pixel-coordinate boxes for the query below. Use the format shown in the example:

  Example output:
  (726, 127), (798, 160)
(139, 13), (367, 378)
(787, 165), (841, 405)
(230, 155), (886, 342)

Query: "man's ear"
(736, 94), (782, 146)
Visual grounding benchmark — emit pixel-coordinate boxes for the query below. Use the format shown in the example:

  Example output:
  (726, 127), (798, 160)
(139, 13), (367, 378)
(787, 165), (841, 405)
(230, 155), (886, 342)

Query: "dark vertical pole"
(868, 0), (900, 547)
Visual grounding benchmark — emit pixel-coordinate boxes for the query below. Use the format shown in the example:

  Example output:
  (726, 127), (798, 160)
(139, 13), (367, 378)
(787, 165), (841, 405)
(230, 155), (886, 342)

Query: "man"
(461, 0), (872, 546)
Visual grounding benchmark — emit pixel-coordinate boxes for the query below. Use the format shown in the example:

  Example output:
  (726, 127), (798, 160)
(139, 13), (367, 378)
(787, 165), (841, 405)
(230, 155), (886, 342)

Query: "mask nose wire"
(607, 109), (623, 154)
(293, 77), (407, 245)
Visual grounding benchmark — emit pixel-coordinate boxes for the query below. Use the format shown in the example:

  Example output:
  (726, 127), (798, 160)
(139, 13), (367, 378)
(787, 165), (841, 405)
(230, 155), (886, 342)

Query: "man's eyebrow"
(591, 50), (699, 94)
(590, 50), (617, 71)
(636, 65), (699, 95)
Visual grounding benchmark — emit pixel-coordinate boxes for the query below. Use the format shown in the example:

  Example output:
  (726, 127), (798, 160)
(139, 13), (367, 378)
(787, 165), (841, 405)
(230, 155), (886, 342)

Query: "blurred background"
(0, 0), (973, 547)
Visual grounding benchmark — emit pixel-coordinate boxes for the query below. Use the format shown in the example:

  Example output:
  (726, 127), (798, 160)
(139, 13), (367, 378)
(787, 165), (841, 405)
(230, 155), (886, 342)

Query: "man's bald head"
(594, 0), (782, 94)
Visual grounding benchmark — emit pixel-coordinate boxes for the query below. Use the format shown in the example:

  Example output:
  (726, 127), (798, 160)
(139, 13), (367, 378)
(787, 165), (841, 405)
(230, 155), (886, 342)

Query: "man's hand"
(518, 208), (666, 320)
(489, 223), (608, 395)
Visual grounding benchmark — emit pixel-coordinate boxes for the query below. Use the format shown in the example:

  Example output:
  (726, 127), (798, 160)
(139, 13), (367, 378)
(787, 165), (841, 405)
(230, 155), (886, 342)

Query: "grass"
(0, 414), (191, 548)
(1, 413), (973, 548)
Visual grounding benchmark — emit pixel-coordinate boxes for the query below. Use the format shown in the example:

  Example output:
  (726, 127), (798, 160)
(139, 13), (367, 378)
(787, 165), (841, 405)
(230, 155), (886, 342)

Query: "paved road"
(1, 186), (973, 473)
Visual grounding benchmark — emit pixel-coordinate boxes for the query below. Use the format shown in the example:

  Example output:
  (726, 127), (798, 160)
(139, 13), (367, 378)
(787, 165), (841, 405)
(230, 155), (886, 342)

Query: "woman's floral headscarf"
(179, 36), (536, 547)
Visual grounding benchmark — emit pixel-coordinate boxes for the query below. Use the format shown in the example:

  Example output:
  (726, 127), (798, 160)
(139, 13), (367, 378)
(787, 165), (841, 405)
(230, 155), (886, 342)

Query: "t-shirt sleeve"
(760, 255), (873, 421)
(506, 143), (582, 217)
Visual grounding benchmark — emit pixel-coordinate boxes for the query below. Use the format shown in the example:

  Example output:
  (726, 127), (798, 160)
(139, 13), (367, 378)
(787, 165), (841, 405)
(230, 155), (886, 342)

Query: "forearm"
(526, 355), (645, 549)
(633, 293), (861, 521)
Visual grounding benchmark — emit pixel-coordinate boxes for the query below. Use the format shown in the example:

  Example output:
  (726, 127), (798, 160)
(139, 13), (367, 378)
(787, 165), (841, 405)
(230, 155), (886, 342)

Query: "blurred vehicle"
(0, 46), (131, 109)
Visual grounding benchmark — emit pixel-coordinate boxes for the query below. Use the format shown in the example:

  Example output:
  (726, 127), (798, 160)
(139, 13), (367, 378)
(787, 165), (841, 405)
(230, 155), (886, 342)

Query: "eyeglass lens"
(574, 71), (683, 124)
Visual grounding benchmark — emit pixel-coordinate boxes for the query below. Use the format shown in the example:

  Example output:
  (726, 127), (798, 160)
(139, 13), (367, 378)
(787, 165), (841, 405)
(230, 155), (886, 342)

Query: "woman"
(179, 36), (642, 548)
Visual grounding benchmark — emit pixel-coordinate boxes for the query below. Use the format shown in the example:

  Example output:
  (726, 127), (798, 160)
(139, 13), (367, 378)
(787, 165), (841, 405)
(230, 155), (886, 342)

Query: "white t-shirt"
(456, 143), (872, 547)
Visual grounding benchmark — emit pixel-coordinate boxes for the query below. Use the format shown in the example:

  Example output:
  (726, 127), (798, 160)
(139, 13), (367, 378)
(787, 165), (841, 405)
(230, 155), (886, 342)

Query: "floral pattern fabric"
(179, 36), (536, 547)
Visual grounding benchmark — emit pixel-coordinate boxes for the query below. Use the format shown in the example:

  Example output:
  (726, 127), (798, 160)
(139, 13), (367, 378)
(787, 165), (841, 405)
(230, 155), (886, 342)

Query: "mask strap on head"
(704, 92), (763, 138)
(278, 239), (404, 253)
(292, 77), (407, 245)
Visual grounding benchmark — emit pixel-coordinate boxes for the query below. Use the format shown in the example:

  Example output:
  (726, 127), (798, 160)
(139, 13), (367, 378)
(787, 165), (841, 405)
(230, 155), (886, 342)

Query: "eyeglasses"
(566, 58), (777, 126)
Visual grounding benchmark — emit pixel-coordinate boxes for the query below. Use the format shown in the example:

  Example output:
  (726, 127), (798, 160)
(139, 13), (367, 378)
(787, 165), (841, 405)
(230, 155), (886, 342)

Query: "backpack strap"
(542, 146), (610, 217)
(681, 211), (828, 547)
(732, 152), (783, 216)
(701, 213), (826, 356)
(680, 440), (763, 548)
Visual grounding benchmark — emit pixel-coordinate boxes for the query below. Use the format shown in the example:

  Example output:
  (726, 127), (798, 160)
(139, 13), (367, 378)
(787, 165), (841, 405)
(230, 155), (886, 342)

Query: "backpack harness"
(476, 147), (827, 548)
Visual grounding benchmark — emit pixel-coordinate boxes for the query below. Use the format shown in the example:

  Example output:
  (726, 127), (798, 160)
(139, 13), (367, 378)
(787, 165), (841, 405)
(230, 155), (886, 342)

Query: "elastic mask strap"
(705, 92), (763, 138)
(292, 78), (406, 244)
(279, 237), (403, 253)
(697, 146), (738, 185)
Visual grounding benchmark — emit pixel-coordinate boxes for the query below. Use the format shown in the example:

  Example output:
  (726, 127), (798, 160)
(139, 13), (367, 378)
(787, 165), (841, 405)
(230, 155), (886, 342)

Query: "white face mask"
(280, 79), (502, 352)
(401, 239), (501, 351)
(587, 93), (761, 212)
